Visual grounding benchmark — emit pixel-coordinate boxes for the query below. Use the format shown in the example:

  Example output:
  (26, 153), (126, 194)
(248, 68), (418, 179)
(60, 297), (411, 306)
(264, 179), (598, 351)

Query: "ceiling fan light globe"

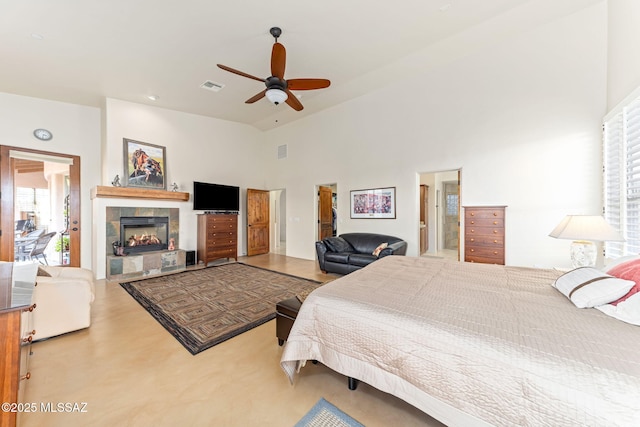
(265, 89), (288, 105)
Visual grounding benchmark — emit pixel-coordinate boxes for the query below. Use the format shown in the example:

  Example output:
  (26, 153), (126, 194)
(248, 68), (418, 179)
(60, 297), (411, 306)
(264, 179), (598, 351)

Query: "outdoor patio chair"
(14, 229), (45, 262)
(25, 231), (57, 265)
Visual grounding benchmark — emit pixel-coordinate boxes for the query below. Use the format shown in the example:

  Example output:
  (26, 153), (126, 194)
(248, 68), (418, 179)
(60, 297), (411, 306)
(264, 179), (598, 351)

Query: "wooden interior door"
(318, 186), (333, 240)
(0, 146), (81, 266)
(246, 188), (269, 256)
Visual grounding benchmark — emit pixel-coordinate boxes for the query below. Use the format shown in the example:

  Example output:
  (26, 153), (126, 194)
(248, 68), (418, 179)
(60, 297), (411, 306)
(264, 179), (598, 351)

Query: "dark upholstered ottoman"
(276, 297), (301, 346)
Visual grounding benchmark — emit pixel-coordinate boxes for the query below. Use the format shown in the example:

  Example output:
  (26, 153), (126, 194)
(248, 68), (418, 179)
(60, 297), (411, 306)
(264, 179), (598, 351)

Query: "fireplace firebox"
(120, 216), (169, 254)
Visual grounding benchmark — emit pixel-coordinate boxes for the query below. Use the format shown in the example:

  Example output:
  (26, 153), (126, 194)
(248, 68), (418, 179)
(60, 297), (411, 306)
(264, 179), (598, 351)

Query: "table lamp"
(549, 215), (623, 268)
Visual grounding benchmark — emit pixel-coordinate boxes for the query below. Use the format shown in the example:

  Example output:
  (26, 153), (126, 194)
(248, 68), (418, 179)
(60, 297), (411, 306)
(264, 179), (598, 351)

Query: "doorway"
(317, 183), (337, 241)
(0, 146), (81, 266)
(246, 188), (270, 256)
(418, 170), (460, 261)
(246, 188), (288, 256)
(269, 189), (286, 255)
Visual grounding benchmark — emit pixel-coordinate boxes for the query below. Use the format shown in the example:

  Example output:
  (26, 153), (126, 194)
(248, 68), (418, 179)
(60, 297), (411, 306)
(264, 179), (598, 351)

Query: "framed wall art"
(350, 187), (396, 219)
(123, 138), (166, 189)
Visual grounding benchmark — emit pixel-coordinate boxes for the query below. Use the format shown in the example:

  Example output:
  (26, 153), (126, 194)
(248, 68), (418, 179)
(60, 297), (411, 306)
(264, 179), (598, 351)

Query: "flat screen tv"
(193, 181), (240, 212)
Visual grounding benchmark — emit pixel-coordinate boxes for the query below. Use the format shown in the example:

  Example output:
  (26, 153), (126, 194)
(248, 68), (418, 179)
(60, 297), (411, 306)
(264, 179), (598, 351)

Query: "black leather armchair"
(316, 232), (407, 275)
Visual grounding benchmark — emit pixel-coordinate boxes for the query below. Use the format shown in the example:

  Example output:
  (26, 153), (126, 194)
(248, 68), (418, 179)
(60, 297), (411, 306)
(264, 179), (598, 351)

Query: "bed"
(280, 256), (640, 426)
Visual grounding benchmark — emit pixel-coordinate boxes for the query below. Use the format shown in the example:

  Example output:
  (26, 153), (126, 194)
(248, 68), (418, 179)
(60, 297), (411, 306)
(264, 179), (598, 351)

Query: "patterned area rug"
(295, 398), (365, 427)
(120, 263), (323, 355)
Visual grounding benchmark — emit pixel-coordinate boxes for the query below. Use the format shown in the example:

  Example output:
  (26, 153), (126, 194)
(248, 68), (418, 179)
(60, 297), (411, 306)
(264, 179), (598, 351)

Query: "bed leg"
(278, 338), (284, 346)
(348, 377), (359, 391)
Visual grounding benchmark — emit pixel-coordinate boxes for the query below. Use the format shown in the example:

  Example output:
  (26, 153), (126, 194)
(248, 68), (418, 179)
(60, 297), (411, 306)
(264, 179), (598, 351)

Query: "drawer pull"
(493, 221), (498, 225)
(470, 238), (475, 242)
(470, 212), (475, 216)
(470, 220), (475, 225)
(470, 229), (475, 233)
(493, 251), (498, 255)
(493, 240), (498, 243)
(470, 249), (475, 252)
(493, 212), (498, 216)
(493, 230), (498, 234)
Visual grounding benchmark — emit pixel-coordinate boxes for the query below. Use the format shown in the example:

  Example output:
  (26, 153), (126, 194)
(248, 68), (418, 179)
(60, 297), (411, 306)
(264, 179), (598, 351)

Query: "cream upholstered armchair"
(31, 265), (95, 341)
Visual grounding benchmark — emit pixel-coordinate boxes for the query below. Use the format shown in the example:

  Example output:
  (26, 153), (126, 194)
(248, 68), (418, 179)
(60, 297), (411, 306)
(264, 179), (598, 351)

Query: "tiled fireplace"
(91, 185), (191, 280)
(105, 207), (184, 280)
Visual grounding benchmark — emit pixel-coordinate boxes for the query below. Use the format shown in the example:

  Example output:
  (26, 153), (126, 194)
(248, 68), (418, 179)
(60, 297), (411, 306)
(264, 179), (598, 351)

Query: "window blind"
(604, 95), (640, 257)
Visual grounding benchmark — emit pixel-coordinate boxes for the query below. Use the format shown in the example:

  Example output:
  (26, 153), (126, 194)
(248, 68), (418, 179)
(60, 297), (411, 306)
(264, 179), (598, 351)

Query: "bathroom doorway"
(418, 170), (460, 261)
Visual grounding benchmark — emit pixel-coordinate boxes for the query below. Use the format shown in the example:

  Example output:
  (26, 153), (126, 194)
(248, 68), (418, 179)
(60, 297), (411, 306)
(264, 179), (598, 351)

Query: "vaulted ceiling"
(0, 0), (600, 130)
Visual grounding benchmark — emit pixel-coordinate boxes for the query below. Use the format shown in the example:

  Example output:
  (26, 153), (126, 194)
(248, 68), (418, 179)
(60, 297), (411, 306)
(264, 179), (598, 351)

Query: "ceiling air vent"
(277, 144), (287, 160)
(200, 80), (225, 92)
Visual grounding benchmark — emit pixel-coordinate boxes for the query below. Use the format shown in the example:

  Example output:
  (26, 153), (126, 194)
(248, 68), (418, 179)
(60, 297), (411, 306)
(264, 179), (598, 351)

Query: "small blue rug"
(294, 398), (365, 427)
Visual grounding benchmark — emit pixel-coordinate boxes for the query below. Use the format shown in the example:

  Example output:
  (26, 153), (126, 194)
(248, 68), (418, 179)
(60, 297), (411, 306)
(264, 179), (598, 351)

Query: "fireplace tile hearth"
(107, 250), (186, 281)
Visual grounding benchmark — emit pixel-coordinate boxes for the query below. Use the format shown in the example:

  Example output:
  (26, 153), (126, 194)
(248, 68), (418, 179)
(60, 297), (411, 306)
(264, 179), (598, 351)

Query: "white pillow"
(553, 267), (635, 308)
(596, 292), (640, 326)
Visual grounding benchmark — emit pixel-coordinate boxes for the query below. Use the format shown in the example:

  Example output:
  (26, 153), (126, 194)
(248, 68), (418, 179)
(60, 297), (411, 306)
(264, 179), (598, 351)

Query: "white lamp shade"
(265, 89), (288, 105)
(548, 215), (624, 242)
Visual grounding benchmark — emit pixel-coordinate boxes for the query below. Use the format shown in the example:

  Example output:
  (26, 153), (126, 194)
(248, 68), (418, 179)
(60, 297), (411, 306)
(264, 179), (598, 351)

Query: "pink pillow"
(607, 259), (640, 305)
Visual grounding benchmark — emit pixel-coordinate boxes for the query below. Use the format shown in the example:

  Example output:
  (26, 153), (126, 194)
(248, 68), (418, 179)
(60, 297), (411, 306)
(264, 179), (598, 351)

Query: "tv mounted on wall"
(193, 181), (240, 212)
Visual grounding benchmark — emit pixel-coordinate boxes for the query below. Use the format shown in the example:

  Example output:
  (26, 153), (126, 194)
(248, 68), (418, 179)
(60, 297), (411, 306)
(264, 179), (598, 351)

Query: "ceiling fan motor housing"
(266, 76), (287, 91)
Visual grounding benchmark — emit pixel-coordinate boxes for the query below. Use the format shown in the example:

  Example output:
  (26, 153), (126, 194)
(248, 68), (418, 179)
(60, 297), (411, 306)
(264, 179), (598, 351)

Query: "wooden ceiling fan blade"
(287, 78), (331, 90)
(285, 90), (303, 111)
(217, 64), (265, 83)
(245, 90), (266, 104)
(271, 43), (286, 79)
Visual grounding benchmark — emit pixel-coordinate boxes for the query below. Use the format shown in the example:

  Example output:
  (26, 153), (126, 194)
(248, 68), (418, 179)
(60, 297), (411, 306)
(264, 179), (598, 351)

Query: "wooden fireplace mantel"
(91, 186), (190, 201)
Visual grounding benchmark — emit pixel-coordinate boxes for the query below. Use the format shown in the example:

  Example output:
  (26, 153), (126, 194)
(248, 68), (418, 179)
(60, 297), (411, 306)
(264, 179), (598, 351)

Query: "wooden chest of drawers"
(197, 214), (238, 266)
(464, 206), (506, 265)
(1, 263), (36, 427)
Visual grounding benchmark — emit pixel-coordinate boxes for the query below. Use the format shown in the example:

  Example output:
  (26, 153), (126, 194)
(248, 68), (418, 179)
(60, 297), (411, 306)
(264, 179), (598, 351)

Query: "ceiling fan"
(217, 27), (330, 111)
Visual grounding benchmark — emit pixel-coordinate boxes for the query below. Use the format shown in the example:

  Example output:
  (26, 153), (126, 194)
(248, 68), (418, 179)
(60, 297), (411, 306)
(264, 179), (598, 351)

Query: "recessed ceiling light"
(31, 33), (44, 40)
(147, 95), (159, 101)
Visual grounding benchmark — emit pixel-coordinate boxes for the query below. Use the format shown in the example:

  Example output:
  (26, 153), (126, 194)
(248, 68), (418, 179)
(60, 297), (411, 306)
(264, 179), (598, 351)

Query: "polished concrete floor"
(20, 254), (444, 427)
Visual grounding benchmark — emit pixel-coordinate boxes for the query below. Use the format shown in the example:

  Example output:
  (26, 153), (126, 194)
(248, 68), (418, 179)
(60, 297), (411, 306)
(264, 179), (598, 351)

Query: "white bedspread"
(281, 256), (640, 426)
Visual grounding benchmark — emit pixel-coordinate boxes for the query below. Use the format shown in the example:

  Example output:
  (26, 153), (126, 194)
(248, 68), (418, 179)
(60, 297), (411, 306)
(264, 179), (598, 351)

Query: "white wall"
(94, 99), (267, 278)
(263, 3), (607, 269)
(0, 92), (101, 269)
(607, 0), (640, 110)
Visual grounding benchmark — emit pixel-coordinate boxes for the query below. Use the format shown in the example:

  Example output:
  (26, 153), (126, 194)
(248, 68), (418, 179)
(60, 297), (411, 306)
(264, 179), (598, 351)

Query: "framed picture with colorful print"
(350, 187), (396, 219)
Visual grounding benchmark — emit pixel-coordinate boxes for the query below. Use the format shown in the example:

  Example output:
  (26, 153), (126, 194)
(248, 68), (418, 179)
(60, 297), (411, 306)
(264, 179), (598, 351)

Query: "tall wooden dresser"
(197, 213), (238, 266)
(463, 206), (506, 265)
